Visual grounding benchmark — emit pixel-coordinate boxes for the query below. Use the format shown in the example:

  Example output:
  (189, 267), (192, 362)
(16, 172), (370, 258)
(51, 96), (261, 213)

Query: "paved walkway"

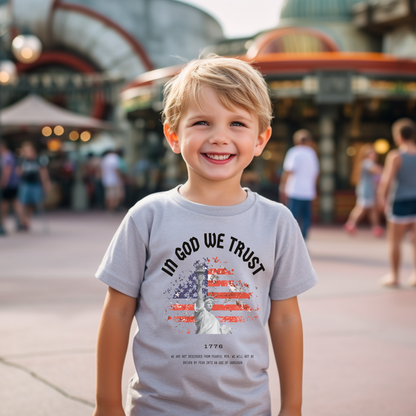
(0, 212), (415, 416)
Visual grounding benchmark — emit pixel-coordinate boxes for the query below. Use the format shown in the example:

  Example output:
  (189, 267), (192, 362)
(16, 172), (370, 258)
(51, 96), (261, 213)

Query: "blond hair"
(162, 55), (273, 134)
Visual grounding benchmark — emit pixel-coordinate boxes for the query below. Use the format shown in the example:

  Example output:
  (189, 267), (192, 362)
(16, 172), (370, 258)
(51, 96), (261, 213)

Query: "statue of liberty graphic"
(194, 262), (232, 334)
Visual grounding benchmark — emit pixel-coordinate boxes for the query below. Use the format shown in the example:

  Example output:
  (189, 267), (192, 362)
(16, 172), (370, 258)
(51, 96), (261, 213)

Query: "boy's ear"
(254, 126), (272, 157)
(164, 124), (181, 154)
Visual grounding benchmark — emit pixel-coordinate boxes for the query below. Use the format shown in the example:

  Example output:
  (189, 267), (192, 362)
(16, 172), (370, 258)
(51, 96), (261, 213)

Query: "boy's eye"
(230, 121), (245, 127)
(193, 121), (209, 126)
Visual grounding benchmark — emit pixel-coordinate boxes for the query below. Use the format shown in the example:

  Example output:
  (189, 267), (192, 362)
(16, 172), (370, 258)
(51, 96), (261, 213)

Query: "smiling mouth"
(205, 154), (232, 160)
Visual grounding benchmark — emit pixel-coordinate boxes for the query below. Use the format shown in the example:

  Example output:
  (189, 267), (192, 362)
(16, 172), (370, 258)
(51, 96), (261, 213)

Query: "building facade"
(3, 0), (416, 218)
(0, 0), (224, 207)
(0, 0), (223, 130)
(121, 0), (416, 222)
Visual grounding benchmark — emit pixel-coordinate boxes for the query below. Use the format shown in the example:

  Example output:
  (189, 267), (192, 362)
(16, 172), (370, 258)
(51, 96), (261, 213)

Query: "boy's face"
(165, 87), (271, 187)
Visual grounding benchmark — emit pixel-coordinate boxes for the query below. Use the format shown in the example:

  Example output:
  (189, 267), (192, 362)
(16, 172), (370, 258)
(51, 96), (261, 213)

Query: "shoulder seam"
(128, 212), (148, 247)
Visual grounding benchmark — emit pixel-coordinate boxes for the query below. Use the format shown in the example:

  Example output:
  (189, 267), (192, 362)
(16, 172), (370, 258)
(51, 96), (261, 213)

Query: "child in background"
(344, 143), (383, 236)
(93, 55), (317, 416)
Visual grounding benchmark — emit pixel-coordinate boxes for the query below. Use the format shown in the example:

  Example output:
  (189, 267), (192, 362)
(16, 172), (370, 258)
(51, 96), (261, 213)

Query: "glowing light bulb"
(69, 131), (79, 141)
(54, 125), (64, 136)
(42, 126), (52, 137)
(80, 131), (91, 142)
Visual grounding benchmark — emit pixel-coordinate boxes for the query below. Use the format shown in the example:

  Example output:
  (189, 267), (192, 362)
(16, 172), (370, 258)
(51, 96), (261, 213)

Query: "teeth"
(206, 154), (231, 160)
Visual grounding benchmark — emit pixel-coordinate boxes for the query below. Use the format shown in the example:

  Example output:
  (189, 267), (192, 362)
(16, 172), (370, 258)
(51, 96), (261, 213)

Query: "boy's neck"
(179, 179), (248, 206)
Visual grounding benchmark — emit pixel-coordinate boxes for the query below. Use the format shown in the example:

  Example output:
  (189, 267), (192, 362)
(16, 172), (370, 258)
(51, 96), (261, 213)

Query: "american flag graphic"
(164, 259), (259, 334)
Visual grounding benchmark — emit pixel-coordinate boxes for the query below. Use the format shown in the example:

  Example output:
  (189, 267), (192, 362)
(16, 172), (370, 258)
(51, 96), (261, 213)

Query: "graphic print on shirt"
(163, 257), (261, 335)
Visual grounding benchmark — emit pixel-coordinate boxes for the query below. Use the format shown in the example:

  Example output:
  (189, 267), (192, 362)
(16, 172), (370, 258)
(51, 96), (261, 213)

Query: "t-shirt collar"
(169, 185), (256, 217)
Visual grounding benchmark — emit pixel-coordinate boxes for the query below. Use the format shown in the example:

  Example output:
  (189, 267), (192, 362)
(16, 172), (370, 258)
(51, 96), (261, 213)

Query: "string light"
(47, 139), (61, 152)
(80, 131), (91, 142)
(42, 126), (52, 137)
(346, 146), (356, 156)
(54, 125), (64, 136)
(374, 139), (390, 154)
(69, 131), (79, 141)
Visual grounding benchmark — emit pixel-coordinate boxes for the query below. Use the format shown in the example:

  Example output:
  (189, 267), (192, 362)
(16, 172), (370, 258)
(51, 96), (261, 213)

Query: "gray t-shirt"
(96, 186), (317, 416)
(394, 152), (416, 201)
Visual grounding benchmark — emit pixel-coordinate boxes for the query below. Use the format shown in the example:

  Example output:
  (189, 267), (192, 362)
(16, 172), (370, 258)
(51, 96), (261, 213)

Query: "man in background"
(280, 129), (320, 239)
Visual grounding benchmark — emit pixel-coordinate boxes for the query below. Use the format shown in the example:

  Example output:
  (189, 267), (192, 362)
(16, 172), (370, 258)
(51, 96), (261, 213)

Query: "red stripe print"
(208, 292), (252, 299)
(208, 280), (233, 287)
(169, 316), (195, 323)
(169, 316), (259, 323)
(208, 280), (251, 287)
(169, 304), (258, 311)
(208, 268), (234, 275)
(219, 316), (259, 323)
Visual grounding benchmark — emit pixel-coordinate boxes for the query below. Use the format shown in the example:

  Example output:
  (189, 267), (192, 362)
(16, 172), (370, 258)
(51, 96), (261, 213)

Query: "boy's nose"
(209, 128), (230, 145)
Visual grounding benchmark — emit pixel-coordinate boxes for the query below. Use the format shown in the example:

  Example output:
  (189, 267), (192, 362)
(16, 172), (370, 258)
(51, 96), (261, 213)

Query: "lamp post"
(0, 32), (42, 236)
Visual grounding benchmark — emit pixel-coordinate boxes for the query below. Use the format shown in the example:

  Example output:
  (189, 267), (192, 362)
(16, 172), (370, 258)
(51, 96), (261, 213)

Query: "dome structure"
(278, 0), (378, 53)
(280, 0), (362, 21)
(7, 0), (224, 78)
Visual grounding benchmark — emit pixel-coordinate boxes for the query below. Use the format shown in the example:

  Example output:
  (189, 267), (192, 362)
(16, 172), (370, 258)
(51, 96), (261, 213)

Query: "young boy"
(93, 56), (317, 416)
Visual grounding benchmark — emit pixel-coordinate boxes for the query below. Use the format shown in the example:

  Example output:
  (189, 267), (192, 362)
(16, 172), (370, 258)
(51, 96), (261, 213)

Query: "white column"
(319, 110), (336, 223)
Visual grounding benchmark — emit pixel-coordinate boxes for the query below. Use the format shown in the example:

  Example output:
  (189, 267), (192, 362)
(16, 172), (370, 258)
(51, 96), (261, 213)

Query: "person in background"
(0, 141), (21, 233)
(280, 129), (320, 239)
(133, 157), (151, 201)
(378, 118), (416, 287)
(16, 141), (51, 230)
(101, 150), (124, 212)
(116, 149), (130, 208)
(83, 152), (102, 208)
(344, 144), (383, 237)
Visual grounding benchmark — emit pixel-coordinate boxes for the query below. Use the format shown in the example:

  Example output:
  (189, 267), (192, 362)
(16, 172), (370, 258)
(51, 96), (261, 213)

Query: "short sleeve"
(283, 149), (295, 172)
(270, 208), (318, 300)
(95, 212), (146, 298)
